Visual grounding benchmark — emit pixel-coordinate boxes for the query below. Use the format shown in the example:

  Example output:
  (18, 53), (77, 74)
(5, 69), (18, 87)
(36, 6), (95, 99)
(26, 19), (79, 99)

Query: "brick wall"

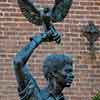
(0, 0), (100, 100)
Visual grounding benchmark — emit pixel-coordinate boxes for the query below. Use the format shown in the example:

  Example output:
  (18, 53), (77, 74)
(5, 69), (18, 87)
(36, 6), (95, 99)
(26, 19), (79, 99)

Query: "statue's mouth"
(66, 81), (72, 87)
(65, 79), (73, 87)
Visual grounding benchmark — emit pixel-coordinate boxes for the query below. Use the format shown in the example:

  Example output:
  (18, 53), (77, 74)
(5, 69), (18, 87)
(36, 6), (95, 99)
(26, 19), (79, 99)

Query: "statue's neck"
(47, 80), (64, 97)
(42, 83), (64, 100)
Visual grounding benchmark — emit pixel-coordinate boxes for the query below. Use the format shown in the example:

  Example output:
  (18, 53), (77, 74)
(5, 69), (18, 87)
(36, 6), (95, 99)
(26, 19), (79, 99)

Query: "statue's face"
(56, 63), (74, 87)
(63, 64), (74, 87)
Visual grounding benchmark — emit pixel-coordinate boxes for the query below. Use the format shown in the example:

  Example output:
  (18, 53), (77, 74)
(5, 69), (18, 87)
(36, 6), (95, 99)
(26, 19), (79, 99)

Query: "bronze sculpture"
(13, 0), (74, 100)
(17, 0), (73, 43)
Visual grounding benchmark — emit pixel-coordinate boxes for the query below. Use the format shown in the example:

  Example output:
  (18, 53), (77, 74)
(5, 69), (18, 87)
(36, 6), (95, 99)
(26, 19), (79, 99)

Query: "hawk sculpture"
(17, 0), (73, 43)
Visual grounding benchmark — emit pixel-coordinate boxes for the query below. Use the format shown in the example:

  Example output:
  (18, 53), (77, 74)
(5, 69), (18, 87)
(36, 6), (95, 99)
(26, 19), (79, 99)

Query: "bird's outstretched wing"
(17, 0), (43, 25)
(51, 0), (73, 22)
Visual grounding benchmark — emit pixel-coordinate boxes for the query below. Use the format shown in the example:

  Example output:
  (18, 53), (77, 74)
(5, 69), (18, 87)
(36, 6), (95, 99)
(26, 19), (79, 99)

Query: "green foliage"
(92, 91), (100, 100)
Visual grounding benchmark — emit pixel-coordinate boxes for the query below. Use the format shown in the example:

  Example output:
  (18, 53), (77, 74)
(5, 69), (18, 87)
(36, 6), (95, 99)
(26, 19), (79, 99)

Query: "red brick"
(0, 0), (100, 100)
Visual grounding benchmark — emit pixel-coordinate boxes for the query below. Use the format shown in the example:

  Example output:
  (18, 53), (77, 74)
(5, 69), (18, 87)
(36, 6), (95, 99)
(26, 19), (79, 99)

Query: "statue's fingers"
(47, 30), (52, 36)
(52, 31), (60, 37)
(52, 33), (58, 38)
(54, 35), (60, 41)
(50, 27), (58, 36)
(56, 38), (61, 44)
(54, 32), (61, 39)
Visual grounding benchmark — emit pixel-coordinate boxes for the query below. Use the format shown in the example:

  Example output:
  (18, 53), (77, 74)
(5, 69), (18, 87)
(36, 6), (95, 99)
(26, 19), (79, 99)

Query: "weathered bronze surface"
(13, 0), (74, 100)
(17, 0), (73, 25)
(13, 30), (74, 100)
(17, 0), (73, 44)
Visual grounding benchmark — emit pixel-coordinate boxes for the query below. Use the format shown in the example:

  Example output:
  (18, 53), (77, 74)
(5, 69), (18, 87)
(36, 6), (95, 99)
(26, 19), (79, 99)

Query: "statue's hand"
(50, 26), (61, 44)
(41, 26), (61, 44)
(30, 26), (61, 44)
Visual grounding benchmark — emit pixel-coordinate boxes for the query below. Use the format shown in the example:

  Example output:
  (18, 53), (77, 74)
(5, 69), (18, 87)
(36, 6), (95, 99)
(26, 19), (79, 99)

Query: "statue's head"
(43, 54), (74, 87)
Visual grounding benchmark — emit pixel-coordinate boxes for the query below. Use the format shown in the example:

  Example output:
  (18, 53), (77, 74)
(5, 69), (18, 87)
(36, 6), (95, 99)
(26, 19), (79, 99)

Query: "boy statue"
(13, 26), (74, 100)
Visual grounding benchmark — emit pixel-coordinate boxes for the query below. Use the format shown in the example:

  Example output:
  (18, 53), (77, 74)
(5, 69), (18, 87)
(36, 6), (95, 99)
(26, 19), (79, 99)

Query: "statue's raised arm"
(13, 27), (61, 100)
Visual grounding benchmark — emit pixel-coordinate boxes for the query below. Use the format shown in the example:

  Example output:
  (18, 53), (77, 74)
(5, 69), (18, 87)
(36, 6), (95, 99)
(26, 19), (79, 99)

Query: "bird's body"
(17, 0), (73, 44)
(17, 0), (72, 25)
